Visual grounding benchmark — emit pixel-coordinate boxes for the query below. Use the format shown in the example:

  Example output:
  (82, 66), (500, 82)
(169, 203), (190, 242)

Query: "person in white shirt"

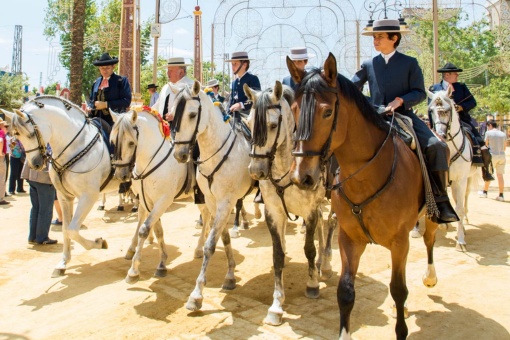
(479, 120), (507, 201)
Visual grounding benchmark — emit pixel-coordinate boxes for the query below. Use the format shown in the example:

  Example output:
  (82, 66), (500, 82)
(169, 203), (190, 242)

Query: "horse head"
(1, 101), (53, 170)
(171, 81), (203, 163)
(288, 52), (339, 190)
(427, 87), (455, 139)
(111, 110), (139, 182)
(245, 81), (294, 180)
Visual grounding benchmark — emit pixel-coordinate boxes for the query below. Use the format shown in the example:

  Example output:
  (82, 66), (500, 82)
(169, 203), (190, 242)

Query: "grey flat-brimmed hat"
(225, 51), (254, 62)
(206, 79), (219, 87)
(167, 57), (192, 66)
(289, 47), (310, 60)
(362, 19), (410, 36)
(92, 52), (119, 66)
(437, 62), (463, 73)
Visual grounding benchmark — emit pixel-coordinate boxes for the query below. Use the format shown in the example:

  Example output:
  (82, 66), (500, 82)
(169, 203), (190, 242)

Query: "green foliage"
(0, 74), (30, 109)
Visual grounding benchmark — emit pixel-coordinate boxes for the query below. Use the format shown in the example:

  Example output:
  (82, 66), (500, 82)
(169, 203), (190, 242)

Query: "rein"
(433, 102), (471, 163)
(250, 104), (298, 221)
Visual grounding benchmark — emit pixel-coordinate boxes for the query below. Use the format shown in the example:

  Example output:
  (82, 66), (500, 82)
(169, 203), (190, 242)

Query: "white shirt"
(381, 50), (396, 64)
(153, 76), (195, 118)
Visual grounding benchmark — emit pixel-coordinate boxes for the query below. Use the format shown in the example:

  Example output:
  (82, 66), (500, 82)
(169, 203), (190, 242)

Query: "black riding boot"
(481, 148), (495, 181)
(429, 170), (460, 224)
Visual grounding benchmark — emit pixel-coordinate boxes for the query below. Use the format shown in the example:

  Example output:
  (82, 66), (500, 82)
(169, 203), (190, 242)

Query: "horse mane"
(111, 112), (137, 142)
(172, 87), (190, 133)
(294, 68), (389, 141)
(28, 95), (87, 117)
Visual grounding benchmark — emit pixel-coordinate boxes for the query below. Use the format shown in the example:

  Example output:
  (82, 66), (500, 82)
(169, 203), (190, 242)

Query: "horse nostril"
(303, 175), (315, 187)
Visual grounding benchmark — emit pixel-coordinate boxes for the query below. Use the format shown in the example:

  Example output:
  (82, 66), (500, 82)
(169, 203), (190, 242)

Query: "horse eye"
(189, 112), (197, 118)
(128, 141), (135, 147)
(270, 123), (278, 130)
(323, 109), (333, 119)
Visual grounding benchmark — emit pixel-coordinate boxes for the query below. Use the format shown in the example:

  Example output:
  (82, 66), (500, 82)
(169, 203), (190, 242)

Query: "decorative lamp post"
(194, 4), (203, 83)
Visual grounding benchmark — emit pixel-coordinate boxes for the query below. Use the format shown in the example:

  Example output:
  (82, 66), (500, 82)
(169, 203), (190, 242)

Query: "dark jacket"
(229, 72), (261, 113)
(429, 81), (476, 125)
(351, 51), (426, 114)
(88, 73), (132, 125)
(282, 75), (298, 91)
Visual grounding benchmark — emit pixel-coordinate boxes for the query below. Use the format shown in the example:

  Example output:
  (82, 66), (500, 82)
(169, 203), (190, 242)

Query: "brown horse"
(287, 53), (439, 339)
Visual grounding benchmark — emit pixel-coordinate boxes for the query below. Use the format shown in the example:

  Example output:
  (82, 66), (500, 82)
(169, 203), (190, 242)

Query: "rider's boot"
(481, 147), (495, 181)
(429, 170), (460, 224)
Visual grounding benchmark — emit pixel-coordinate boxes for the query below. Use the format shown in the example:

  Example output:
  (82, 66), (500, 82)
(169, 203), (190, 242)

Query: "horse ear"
(243, 83), (254, 102)
(286, 56), (305, 84)
(169, 83), (180, 95)
(131, 110), (138, 123)
(0, 109), (14, 122)
(192, 80), (201, 96)
(323, 53), (337, 87)
(14, 109), (25, 118)
(274, 80), (283, 101)
(110, 109), (119, 123)
(427, 90), (435, 100)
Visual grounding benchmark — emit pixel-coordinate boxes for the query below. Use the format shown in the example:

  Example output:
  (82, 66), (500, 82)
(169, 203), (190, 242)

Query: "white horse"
(1, 96), (116, 276)
(244, 81), (337, 325)
(110, 108), (209, 283)
(170, 81), (255, 311)
(428, 89), (477, 251)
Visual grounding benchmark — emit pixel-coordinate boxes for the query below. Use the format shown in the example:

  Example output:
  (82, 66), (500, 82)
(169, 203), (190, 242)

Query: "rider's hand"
(385, 97), (403, 115)
(230, 103), (242, 112)
(455, 104), (463, 112)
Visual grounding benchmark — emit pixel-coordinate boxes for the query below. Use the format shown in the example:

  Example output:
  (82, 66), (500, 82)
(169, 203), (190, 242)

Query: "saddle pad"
(394, 114), (416, 150)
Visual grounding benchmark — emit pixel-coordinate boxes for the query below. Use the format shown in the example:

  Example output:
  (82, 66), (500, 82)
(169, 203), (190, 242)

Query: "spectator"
(0, 119), (9, 205)
(21, 154), (58, 245)
(8, 135), (26, 195)
(147, 83), (159, 107)
(479, 120), (506, 201)
(283, 46), (310, 90)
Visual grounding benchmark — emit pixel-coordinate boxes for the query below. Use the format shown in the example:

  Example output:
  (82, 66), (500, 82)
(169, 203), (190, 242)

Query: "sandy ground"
(1, 151), (510, 340)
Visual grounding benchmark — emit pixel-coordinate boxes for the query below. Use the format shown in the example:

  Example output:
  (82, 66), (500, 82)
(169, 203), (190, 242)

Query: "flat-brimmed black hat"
(437, 62), (463, 73)
(147, 83), (158, 89)
(93, 52), (119, 66)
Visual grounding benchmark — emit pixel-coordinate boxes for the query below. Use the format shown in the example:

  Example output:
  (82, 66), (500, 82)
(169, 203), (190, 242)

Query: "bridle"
(112, 124), (139, 173)
(431, 96), (470, 163)
(292, 86), (341, 184)
(173, 92), (202, 153)
(21, 111), (49, 162)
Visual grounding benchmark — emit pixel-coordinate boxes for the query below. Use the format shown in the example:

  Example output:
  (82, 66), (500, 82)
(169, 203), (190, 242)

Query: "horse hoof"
(125, 274), (140, 284)
(320, 269), (333, 281)
(438, 223), (448, 232)
(117, 206), (124, 211)
(125, 249), (135, 260)
(264, 311), (283, 326)
(300, 225), (306, 234)
(254, 210), (262, 219)
(131, 207), (138, 213)
(456, 243), (467, 252)
(94, 238), (108, 249)
(186, 297), (203, 311)
(97, 205), (105, 211)
(51, 268), (66, 277)
(194, 249), (204, 258)
(222, 278), (236, 290)
(229, 229), (240, 238)
(154, 269), (167, 278)
(147, 237), (154, 245)
(242, 221), (249, 230)
(305, 286), (320, 299)
(423, 276), (437, 288)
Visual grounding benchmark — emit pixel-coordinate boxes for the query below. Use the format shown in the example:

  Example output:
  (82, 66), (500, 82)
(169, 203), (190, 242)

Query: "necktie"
(100, 78), (109, 89)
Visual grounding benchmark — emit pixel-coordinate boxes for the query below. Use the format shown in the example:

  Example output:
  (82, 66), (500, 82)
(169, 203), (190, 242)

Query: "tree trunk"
(70, 0), (86, 106)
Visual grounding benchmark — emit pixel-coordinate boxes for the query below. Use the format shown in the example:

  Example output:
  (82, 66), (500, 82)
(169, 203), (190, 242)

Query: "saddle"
(375, 106), (415, 150)
(90, 117), (114, 155)
(460, 122), (483, 166)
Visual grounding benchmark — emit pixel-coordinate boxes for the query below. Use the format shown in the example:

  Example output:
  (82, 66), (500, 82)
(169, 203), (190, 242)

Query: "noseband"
(112, 124), (139, 173)
(173, 95), (202, 152)
(22, 112), (49, 161)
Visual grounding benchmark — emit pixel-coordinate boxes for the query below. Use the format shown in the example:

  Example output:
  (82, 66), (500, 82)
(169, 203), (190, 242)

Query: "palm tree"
(70, 0), (86, 105)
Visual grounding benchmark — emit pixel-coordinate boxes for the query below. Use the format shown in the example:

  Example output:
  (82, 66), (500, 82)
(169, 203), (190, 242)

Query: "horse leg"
(52, 196), (74, 277)
(66, 194), (107, 250)
(422, 218), (438, 287)
(97, 193), (106, 210)
(254, 202), (262, 219)
(186, 206), (232, 311)
(117, 192), (125, 211)
(126, 200), (171, 283)
(220, 225), (237, 290)
(264, 209), (287, 325)
(125, 207), (146, 260)
(131, 191), (139, 213)
(303, 210), (320, 299)
(153, 218), (168, 278)
(319, 207), (336, 281)
(451, 179), (467, 251)
(338, 233), (366, 340)
(389, 239), (410, 340)
(240, 203), (250, 230)
(229, 198), (243, 238)
(194, 205), (211, 258)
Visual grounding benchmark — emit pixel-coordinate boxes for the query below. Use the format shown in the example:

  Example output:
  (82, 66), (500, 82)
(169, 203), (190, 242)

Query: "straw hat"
(288, 47), (310, 60)
(206, 79), (219, 87)
(167, 57), (192, 66)
(0, 118), (9, 127)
